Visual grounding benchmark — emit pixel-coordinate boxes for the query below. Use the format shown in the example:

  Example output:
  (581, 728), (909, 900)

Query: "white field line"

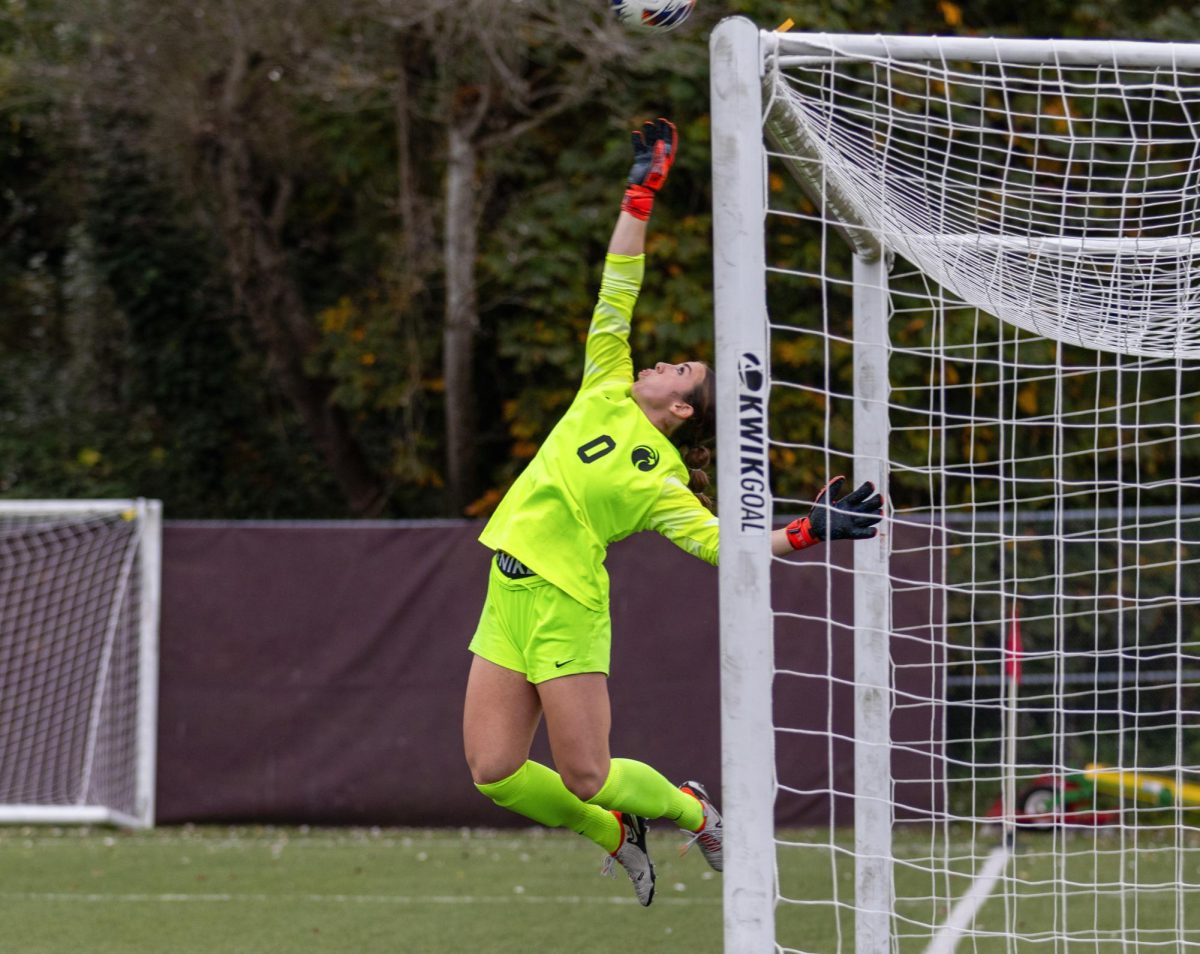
(0, 891), (716, 907)
(923, 845), (1011, 954)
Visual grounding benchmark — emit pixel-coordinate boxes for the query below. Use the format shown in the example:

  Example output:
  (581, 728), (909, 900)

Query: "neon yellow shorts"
(468, 556), (611, 684)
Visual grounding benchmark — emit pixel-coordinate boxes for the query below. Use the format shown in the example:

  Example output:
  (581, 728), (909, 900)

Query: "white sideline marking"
(0, 892), (716, 907)
(923, 846), (1011, 954)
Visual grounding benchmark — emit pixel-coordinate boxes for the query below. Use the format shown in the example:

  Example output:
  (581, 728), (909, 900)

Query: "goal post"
(711, 18), (776, 951)
(711, 16), (1200, 952)
(0, 499), (162, 828)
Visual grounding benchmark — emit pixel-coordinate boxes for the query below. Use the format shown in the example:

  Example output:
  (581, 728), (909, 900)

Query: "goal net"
(0, 500), (161, 828)
(712, 19), (1200, 953)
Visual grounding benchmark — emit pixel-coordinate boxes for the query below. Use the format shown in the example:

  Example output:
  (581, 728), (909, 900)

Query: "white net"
(0, 502), (158, 827)
(766, 36), (1200, 358)
(715, 26), (1200, 953)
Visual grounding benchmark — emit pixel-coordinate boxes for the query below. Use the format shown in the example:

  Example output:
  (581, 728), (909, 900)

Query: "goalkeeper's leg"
(464, 655), (621, 851)
(536, 672), (705, 833)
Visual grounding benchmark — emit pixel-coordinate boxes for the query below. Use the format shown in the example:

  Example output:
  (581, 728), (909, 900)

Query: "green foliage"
(84, 142), (346, 516)
(4, 0), (1200, 515)
(0, 87), (340, 514)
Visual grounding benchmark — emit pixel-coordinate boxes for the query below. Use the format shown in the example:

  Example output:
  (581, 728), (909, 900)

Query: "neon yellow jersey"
(479, 253), (719, 611)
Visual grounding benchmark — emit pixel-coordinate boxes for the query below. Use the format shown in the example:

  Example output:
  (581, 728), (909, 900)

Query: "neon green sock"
(476, 761), (621, 853)
(586, 757), (704, 832)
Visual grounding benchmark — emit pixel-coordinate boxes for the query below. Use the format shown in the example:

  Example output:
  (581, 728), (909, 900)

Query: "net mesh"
(762, 39), (1200, 952)
(0, 507), (144, 820)
(767, 44), (1200, 357)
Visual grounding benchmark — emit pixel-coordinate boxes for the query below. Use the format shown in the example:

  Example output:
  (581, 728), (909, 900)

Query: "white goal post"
(0, 500), (161, 828)
(713, 17), (1200, 953)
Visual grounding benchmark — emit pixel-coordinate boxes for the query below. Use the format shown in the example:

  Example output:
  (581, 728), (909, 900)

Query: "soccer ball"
(611, 0), (696, 33)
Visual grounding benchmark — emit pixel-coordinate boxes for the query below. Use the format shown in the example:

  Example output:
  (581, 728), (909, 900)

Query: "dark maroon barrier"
(771, 525), (945, 826)
(157, 521), (940, 826)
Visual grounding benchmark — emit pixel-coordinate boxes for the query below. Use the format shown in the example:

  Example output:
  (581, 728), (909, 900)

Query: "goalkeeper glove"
(621, 117), (677, 221)
(785, 476), (884, 550)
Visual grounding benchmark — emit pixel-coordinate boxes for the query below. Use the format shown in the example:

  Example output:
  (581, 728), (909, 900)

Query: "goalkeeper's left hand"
(785, 476), (883, 550)
(621, 117), (677, 221)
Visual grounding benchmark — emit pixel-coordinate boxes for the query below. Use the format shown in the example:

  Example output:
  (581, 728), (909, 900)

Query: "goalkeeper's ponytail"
(673, 364), (717, 512)
(682, 444), (714, 512)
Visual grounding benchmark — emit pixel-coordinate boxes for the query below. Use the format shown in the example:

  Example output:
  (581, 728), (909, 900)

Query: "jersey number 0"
(576, 435), (616, 463)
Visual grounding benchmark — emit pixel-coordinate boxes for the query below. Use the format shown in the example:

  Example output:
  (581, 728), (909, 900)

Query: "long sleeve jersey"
(479, 253), (719, 612)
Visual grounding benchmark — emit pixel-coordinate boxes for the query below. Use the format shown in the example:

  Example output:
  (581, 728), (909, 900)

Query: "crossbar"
(769, 31), (1200, 70)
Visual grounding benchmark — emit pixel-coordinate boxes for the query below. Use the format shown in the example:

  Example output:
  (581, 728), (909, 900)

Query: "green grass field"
(2, 825), (1197, 953)
(1, 825), (723, 954)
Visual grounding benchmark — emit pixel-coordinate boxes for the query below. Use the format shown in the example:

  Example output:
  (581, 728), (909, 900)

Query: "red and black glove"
(786, 476), (884, 550)
(621, 118), (677, 221)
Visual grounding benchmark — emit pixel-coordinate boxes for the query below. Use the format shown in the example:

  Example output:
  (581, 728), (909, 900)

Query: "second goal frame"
(0, 499), (162, 829)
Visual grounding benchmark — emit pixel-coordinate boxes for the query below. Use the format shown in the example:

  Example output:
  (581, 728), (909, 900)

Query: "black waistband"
(496, 551), (537, 579)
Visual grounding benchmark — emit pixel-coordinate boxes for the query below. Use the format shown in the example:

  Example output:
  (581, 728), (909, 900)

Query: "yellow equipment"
(1083, 763), (1200, 809)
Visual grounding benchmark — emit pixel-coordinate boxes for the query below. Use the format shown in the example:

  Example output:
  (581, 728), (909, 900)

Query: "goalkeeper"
(463, 118), (883, 907)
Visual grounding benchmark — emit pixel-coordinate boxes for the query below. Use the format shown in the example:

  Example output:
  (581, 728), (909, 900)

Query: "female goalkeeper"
(462, 118), (883, 907)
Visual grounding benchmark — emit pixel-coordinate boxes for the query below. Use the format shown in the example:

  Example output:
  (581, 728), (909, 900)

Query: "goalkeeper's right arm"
(582, 118), (679, 391)
(608, 117), (677, 255)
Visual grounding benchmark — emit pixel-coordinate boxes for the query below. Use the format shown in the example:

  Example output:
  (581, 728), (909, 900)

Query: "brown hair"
(672, 363), (716, 511)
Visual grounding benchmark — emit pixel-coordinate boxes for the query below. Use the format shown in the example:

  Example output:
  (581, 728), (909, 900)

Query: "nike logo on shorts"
(555, 659), (575, 669)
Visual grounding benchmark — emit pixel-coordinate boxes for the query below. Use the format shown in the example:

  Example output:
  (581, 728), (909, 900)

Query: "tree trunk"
(442, 119), (480, 514)
(213, 47), (386, 516)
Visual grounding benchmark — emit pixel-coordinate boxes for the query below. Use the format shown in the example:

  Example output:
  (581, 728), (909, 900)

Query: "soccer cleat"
(679, 780), (723, 872)
(601, 812), (656, 906)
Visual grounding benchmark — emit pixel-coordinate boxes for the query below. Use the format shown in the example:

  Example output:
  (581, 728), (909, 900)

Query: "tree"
(9, 0), (1192, 517)
(395, 0), (638, 511)
(17, 0), (644, 515)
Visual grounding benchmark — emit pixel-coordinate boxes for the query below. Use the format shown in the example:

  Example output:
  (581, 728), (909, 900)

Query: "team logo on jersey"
(631, 445), (660, 471)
